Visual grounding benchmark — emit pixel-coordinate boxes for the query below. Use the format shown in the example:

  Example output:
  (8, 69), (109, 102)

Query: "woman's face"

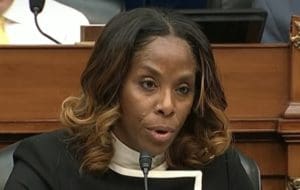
(113, 35), (197, 156)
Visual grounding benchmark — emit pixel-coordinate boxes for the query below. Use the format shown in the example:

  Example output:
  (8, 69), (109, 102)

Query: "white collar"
(111, 133), (167, 171)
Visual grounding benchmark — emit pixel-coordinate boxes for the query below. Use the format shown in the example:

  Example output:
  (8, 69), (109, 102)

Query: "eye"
(139, 78), (157, 91)
(176, 85), (191, 95)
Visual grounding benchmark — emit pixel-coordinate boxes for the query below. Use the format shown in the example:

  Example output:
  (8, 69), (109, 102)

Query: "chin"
(149, 150), (163, 157)
(146, 146), (168, 157)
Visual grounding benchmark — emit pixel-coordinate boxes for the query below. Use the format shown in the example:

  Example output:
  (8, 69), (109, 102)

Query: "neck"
(110, 133), (167, 170)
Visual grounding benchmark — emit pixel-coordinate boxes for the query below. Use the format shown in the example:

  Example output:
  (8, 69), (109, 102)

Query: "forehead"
(129, 35), (197, 76)
(139, 35), (191, 54)
(134, 35), (195, 64)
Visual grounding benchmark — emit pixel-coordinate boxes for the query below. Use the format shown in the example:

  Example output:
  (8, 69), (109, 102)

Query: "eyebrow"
(139, 63), (161, 76)
(138, 62), (196, 81)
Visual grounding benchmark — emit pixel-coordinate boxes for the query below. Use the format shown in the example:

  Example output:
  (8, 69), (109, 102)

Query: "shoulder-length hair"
(60, 7), (231, 173)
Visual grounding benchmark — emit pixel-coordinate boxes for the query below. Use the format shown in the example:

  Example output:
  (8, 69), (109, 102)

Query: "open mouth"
(146, 127), (174, 143)
(155, 129), (169, 134)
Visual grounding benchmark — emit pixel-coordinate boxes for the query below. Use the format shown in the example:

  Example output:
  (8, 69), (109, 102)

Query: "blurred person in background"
(253, 0), (300, 43)
(0, 0), (89, 44)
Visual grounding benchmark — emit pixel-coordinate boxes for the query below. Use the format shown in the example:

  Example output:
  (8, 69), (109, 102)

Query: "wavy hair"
(60, 8), (231, 173)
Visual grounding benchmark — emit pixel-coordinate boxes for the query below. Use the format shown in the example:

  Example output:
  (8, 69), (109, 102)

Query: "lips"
(145, 126), (175, 143)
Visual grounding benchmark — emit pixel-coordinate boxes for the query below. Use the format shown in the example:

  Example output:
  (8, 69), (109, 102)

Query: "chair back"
(237, 150), (261, 190)
(0, 142), (20, 190)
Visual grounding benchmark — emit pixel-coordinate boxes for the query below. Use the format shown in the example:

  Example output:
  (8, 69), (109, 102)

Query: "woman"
(5, 8), (253, 190)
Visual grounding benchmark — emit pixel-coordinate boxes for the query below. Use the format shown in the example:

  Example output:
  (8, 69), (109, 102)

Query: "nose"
(155, 89), (175, 117)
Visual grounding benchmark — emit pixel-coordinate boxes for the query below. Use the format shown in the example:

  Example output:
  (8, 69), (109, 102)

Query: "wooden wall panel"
(235, 142), (287, 176)
(0, 46), (90, 121)
(235, 139), (287, 190)
(213, 44), (290, 119)
(0, 42), (299, 190)
(287, 144), (300, 177)
(261, 178), (286, 190)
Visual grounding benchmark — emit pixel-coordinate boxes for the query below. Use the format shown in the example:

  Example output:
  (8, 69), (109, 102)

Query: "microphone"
(139, 151), (152, 190)
(29, 0), (61, 44)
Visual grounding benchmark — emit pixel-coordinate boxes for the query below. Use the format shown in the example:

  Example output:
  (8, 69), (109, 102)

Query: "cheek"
(119, 86), (152, 121)
(177, 100), (194, 124)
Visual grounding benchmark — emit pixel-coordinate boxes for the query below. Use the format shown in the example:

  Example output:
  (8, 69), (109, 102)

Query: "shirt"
(4, 129), (254, 190)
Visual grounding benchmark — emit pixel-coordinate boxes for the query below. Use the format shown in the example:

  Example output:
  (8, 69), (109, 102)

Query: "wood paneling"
(0, 44), (292, 128)
(287, 144), (300, 177)
(0, 45), (90, 121)
(0, 39), (299, 189)
(213, 44), (290, 119)
(261, 178), (286, 190)
(235, 142), (286, 176)
(81, 24), (104, 42)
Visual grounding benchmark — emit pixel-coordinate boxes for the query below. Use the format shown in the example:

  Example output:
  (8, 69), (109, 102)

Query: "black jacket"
(5, 130), (253, 190)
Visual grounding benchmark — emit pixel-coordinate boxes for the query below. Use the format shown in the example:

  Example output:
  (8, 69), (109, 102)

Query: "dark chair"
(0, 142), (20, 190)
(0, 142), (261, 190)
(237, 150), (262, 190)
